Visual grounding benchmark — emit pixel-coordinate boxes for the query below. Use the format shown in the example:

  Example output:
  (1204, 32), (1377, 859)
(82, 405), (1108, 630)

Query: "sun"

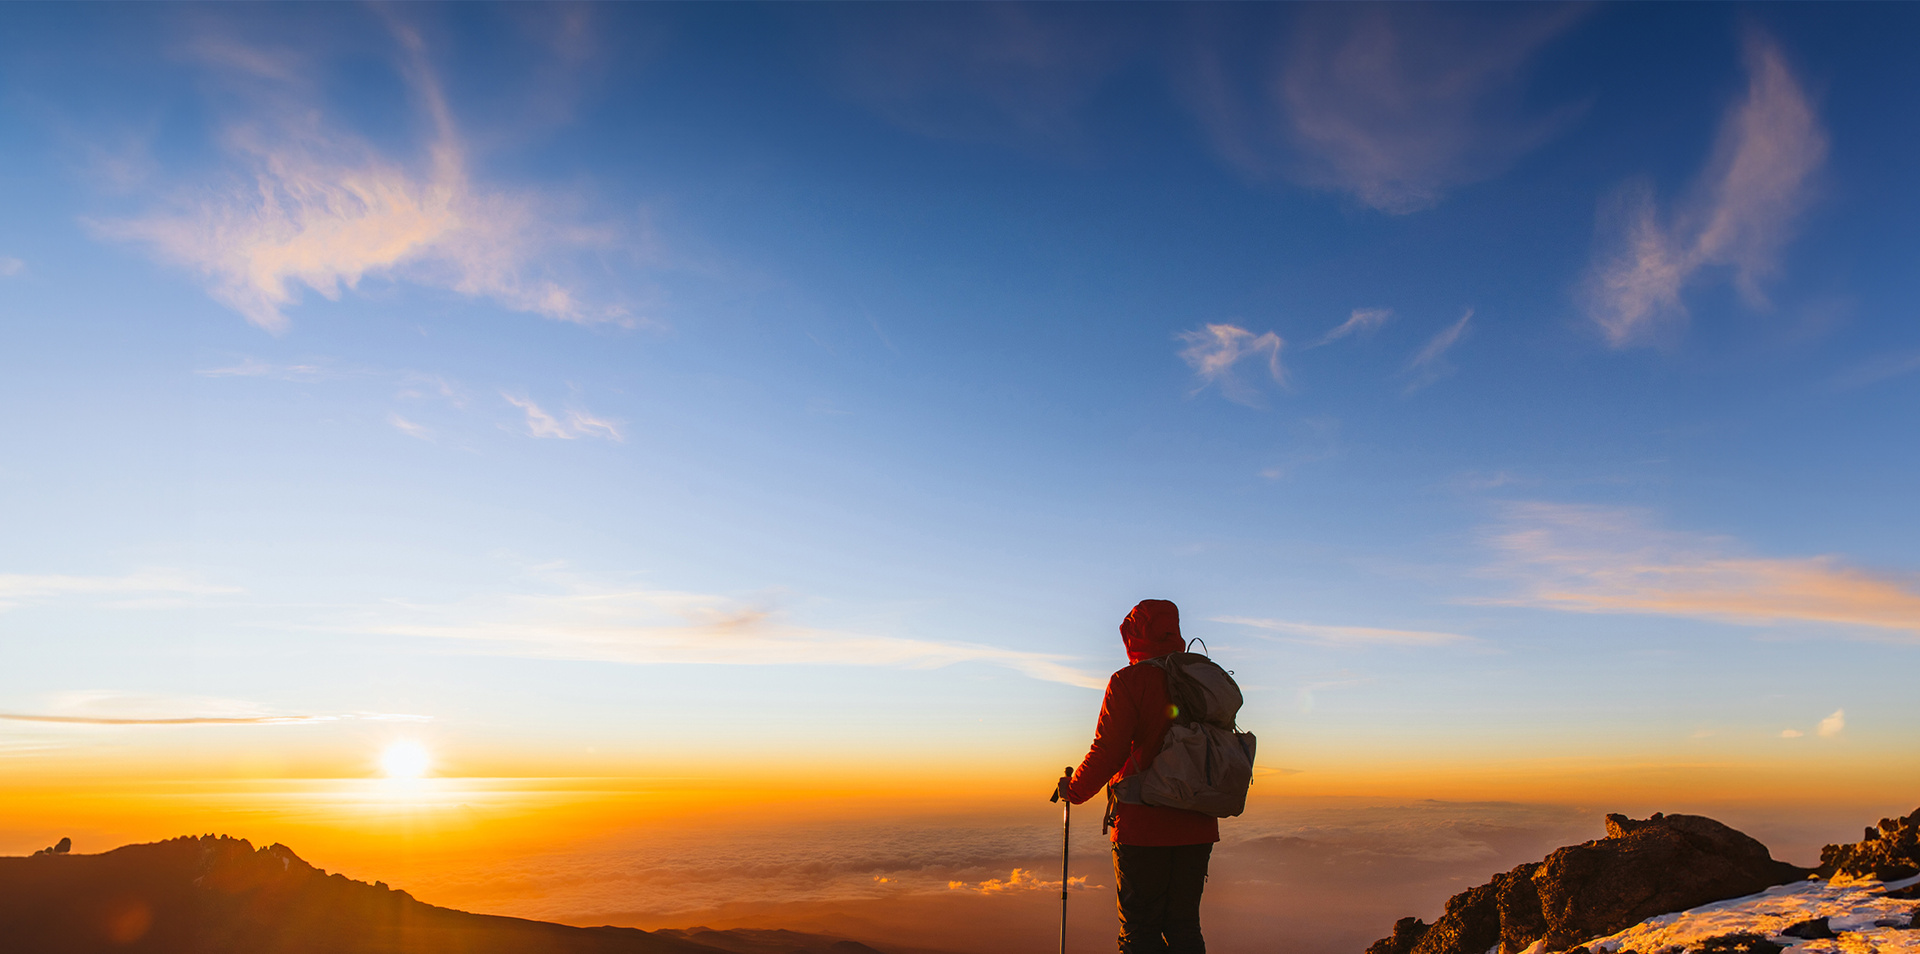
(379, 740), (432, 779)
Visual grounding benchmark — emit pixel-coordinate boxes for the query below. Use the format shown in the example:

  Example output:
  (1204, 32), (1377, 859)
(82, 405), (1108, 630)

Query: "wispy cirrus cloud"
(0, 712), (420, 726)
(1293, 674), (1373, 713)
(195, 357), (334, 380)
(92, 21), (627, 333)
(1831, 350), (1920, 390)
(1178, 323), (1285, 406)
(397, 373), (467, 407)
(1585, 30), (1827, 347)
(1404, 308), (1473, 392)
(1186, 6), (1583, 213)
(825, 5), (1130, 149)
(1311, 307), (1392, 347)
(388, 413), (434, 441)
(0, 570), (239, 609)
(502, 392), (622, 442)
(1218, 616), (1472, 648)
(351, 571), (1102, 688)
(0, 690), (427, 727)
(1480, 502), (1920, 636)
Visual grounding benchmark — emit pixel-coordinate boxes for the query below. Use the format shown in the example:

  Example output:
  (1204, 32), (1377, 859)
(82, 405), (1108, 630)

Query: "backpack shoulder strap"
(1146, 653), (1211, 725)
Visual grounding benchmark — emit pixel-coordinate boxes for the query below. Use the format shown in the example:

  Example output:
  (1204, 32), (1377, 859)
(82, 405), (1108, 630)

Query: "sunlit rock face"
(1816, 807), (1920, 882)
(1364, 812), (1810, 954)
(1521, 814), (1810, 952)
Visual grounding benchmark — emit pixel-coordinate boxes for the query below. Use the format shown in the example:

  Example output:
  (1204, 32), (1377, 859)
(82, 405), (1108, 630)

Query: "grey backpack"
(1108, 651), (1258, 824)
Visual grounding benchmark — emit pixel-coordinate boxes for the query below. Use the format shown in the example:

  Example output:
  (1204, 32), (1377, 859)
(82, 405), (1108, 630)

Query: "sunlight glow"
(379, 741), (432, 779)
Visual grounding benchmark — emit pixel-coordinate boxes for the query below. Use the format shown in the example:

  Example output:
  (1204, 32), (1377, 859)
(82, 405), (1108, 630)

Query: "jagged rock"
(1780, 917), (1835, 939)
(1691, 933), (1782, 954)
(1407, 877), (1503, 954)
(1365, 812), (1807, 954)
(1528, 813), (1807, 951)
(1496, 862), (1547, 953)
(32, 837), (71, 856)
(1815, 806), (1920, 880)
(1365, 917), (1430, 954)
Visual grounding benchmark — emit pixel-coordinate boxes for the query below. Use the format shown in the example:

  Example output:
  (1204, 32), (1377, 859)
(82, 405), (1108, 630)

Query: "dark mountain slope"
(0, 835), (795, 954)
(652, 927), (889, 954)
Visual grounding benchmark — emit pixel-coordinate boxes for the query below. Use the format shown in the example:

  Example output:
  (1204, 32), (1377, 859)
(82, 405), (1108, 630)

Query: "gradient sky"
(4, 2), (1919, 885)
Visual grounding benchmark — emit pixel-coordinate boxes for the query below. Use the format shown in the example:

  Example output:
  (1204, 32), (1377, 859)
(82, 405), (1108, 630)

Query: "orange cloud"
(1483, 503), (1920, 635)
(947, 868), (1090, 894)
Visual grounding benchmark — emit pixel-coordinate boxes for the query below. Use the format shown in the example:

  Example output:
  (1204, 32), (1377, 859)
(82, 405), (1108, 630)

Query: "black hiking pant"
(1113, 842), (1211, 954)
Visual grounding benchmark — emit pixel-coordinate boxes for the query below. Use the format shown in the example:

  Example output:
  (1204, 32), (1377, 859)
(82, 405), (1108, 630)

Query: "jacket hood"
(1121, 599), (1184, 663)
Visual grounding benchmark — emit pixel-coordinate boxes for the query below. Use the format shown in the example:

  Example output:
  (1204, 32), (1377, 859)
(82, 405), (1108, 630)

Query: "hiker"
(1056, 599), (1219, 954)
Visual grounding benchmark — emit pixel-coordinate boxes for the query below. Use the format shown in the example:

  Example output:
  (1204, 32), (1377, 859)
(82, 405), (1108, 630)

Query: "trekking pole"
(1049, 766), (1071, 954)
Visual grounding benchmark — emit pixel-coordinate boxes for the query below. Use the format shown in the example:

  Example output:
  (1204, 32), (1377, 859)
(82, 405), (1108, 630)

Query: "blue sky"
(2, 3), (1917, 799)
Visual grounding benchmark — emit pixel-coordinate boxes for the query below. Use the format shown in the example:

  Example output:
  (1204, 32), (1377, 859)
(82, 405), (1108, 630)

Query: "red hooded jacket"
(1063, 599), (1220, 846)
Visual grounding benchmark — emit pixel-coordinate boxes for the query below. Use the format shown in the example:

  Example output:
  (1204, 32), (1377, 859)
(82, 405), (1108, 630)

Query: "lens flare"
(379, 741), (431, 779)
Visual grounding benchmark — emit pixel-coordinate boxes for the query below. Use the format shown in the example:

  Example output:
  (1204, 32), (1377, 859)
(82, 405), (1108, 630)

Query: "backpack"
(1107, 650), (1258, 826)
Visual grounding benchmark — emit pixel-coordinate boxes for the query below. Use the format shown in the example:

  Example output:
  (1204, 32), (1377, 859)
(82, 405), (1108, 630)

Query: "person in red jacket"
(1056, 599), (1218, 954)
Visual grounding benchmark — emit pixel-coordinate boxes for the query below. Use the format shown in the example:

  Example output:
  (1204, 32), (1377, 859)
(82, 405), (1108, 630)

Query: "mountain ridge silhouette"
(0, 835), (908, 954)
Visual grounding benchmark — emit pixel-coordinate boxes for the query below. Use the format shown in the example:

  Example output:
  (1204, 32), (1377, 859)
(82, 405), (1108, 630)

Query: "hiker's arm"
(1064, 672), (1137, 804)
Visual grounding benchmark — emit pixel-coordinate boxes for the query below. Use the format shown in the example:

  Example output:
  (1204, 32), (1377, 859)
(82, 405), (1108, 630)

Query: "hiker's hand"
(1055, 770), (1073, 803)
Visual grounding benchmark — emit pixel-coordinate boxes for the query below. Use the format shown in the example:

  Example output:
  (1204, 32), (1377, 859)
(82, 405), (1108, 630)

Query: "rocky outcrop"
(1364, 812), (1809, 954)
(1780, 916), (1836, 939)
(1364, 917), (1431, 954)
(1815, 806), (1920, 881)
(1687, 933), (1784, 954)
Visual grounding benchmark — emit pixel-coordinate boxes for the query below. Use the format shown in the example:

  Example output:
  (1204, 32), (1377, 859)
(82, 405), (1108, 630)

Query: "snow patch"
(1585, 875), (1920, 954)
